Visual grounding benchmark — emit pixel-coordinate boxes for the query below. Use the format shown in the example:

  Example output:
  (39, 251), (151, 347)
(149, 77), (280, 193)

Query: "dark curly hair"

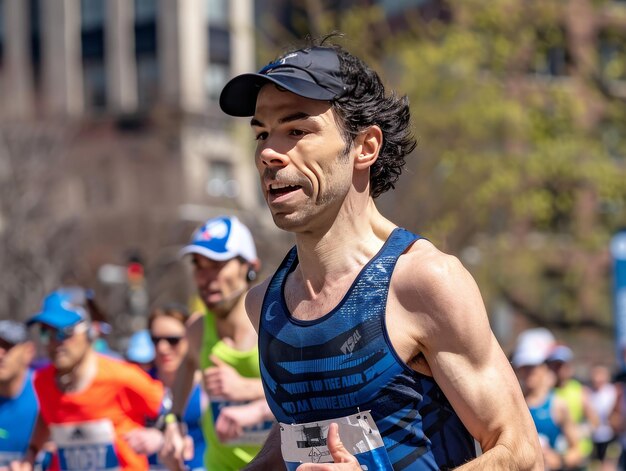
(275, 36), (416, 198)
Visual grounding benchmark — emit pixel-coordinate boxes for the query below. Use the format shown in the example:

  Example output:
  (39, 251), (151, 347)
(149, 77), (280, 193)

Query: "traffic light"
(127, 261), (144, 286)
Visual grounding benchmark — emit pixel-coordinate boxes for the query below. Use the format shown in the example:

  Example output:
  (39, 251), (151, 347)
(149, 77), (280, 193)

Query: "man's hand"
(124, 427), (164, 455)
(215, 400), (269, 443)
(203, 354), (250, 401)
(296, 423), (361, 470)
(159, 422), (192, 471)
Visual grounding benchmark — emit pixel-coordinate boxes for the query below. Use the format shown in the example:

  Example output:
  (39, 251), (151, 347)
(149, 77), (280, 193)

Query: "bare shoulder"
(245, 277), (272, 332)
(391, 238), (491, 350)
(394, 239), (477, 309)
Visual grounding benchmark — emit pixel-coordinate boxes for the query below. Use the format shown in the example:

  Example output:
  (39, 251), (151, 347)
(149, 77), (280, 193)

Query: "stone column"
(106, 0), (138, 113)
(40, 0), (83, 116)
(2, 0), (35, 119)
(229, 0), (258, 211)
(158, 0), (206, 111)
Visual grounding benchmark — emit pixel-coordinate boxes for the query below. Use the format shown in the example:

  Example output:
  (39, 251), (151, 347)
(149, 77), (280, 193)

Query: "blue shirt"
(0, 370), (39, 466)
(259, 228), (477, 470)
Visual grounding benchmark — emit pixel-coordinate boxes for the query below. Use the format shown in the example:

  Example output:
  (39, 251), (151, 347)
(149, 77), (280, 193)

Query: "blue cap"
(179, 216), (257, 263)
(126, 330), (155, 364)
(27, 289), (90, 330)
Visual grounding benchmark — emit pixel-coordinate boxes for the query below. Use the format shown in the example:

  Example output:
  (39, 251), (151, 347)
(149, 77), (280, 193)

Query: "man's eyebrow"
(250, 112), (314, 128)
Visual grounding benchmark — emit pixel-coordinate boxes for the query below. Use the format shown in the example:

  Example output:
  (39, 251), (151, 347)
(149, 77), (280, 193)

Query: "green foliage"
(258, 0), (626, 331)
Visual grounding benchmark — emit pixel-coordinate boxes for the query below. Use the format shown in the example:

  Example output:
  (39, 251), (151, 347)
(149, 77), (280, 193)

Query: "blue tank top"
(0, 370), (39, 466)
(259, 228), (477, 470)
(529, 392), (562, 449)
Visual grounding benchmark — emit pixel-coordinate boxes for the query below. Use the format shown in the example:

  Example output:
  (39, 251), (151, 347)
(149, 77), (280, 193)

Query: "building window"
(208, 26), (230, 63)
(135, 0), (157, 23)
(29, 0), (42, 88)
(206, 0), (228, 26)
(206, 160), (239, 198)
(83, 60), (107, 110)
(205, 62), (229, 100)
(80, 0), (104, 30)
(137, 55), (159, 108)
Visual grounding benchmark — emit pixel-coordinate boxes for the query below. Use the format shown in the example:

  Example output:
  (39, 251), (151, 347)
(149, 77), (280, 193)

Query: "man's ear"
(354, 125), (383, 170)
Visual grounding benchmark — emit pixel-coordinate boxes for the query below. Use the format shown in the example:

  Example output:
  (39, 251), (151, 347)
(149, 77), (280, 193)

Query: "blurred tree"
(0, 124), (81, 319)
(257, 0), (626, 333)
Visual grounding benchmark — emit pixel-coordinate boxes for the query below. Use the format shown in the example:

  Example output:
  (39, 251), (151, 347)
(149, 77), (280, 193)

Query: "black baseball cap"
(219, 46), (349, 117)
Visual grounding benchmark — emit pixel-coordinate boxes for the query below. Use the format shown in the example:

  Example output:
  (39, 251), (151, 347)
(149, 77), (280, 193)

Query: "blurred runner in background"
(160, 216), (273, 471)
(586, 364), (618, 471)
(513, 329), (584, 471)
(547, 344), (596, 466)
(139, 304), (206, 471)
(0, 320), (54, 470)
(13, 287), (165, 471)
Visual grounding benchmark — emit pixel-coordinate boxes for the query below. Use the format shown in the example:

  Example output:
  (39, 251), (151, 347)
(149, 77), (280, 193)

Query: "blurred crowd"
(0, 215), (271, 471)
(511, 327), (624, 471)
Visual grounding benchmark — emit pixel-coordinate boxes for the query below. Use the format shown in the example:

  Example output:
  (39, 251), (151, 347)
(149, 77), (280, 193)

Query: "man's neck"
(0, 368), (28, 398)
(55, 348), (97, 393)
(293, 207), (396, 294)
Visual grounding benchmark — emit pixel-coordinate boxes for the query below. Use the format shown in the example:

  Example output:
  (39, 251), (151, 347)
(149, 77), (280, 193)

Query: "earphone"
(247, 267), (257, 282)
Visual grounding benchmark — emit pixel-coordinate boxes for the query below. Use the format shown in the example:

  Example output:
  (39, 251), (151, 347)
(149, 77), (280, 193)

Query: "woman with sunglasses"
(147, 304), (206, 471)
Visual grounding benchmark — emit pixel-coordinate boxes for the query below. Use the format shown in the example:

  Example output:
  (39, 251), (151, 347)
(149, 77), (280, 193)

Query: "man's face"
(0, 339), (34, 384)
(251, 85), (354, 233)
(192, 254), (248, 312)
(515, 363), (549, 396)
(40, 322), (91, 372)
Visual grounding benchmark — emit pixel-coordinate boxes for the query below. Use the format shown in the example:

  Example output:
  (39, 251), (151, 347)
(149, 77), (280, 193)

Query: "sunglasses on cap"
(151, 336), (183, 347)
(39, 323), (88, 344)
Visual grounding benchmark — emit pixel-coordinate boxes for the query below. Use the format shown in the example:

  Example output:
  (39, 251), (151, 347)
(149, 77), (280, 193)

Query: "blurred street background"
(0, 0), (625, 372)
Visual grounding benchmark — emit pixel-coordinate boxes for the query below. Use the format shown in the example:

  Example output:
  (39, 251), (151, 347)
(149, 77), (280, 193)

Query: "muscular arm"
(393, 244), (542, 470)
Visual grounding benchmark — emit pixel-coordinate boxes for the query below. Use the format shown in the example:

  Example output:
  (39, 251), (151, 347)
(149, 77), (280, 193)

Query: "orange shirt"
(34, 354), (164, 471)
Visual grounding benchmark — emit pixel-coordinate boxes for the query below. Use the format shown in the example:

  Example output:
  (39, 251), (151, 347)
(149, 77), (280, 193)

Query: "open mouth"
(269, 184), (302, 197)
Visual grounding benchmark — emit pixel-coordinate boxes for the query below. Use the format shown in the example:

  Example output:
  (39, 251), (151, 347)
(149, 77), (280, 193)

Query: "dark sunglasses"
(151, 336), (183, 347)
(39, 323), (86, 343)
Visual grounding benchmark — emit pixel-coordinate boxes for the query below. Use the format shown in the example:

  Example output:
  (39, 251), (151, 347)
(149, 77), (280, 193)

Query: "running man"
(0, 321), (45, 469)
(160, 216), (273, 471)
(16, 287), (165, 471)
(218, 36), (543, 469)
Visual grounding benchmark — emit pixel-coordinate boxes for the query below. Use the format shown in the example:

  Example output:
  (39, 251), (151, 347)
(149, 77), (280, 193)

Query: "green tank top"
(555, 379), (592, 457)
(199, 312), (263, 470)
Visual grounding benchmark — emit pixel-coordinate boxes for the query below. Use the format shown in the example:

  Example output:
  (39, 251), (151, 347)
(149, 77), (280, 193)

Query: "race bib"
(51, 419), (120, 471)
(210, 399), (273, 446)
(280, 411), (393, 471)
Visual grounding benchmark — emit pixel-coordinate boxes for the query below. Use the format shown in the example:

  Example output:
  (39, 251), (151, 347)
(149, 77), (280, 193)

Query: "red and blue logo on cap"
(192, 217), (232, 256)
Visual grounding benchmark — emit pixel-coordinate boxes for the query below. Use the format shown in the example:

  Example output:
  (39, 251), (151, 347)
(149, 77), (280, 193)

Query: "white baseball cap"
(179, 216), (257, 263)
(511, 328), (556, 368)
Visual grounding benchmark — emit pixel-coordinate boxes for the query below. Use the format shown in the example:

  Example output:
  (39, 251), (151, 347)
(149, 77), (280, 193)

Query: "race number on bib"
(51, 419), (119, 471)
(280, 411), (393, 471)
